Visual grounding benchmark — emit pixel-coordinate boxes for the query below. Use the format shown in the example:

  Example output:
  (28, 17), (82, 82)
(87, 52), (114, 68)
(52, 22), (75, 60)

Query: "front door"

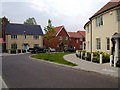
(23, 44), (29, 52)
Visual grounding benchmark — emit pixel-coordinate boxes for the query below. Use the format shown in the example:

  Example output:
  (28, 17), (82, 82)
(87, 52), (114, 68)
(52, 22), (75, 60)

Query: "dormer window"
(96, 15), (103, 27)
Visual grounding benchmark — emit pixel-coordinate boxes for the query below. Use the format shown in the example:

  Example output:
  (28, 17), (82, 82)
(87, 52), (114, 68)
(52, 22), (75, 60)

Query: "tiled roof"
(5, 23), (43, 35)
(68, 31), (85, 38)
(53, 25), (63, 35)
(91, 0), (120, 18)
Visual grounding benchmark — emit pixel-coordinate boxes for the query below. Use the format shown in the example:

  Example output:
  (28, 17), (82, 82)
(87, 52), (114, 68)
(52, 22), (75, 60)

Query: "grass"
(31, 52), (77, 66)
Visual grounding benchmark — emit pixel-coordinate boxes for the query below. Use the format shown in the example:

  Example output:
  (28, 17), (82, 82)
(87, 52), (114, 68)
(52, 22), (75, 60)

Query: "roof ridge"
(9, 23), (40, 26)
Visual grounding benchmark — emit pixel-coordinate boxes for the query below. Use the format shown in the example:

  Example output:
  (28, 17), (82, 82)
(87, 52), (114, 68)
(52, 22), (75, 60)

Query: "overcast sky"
(1, 0), (110, 32)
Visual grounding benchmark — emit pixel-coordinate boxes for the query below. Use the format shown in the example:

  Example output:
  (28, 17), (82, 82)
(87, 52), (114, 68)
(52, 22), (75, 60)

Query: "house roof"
(90, 0), (120, 19)
(68, 31), (85, 38)
(53, 25), (70, 37)
(5, 23), (43, 35)
(53, 25), (63, 35)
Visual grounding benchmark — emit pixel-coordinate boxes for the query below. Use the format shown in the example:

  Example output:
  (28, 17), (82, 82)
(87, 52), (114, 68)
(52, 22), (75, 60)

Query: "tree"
(44, 19), (56, 52)
(24, 17), (37, 25)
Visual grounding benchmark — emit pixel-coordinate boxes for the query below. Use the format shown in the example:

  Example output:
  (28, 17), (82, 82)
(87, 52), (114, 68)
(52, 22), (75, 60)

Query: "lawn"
(31, 52), (77, 66)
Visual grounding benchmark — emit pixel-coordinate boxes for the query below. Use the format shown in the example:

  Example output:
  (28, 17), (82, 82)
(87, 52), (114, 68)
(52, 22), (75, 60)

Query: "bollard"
(8, 49), (11, 54)
(91, 53), (93, 62)
(100, 54), (102, 64)
(81, 52), (83, 59)
(114, 55), (117, 67)
(110, 55), (113, 66)
(16, 50), (18, 54)
(78, 52), (80, 57)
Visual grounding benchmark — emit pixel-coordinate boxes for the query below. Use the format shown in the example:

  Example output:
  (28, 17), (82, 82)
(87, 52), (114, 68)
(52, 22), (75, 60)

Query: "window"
(11, 43), (17, 49)
(87, 25), (89, 33)
(76, 39), (78, 43)
(25, 35), (27, 39)
(107, 38), (110, 50)
(80, 45), (83, 50)
(33, 35), (39, 40)
(96, 38), (101, 50)
(80, 38), (83, 41)
(65, 37), (68, 40)
(88, 41), (90, 50)
(59, 36), (62, 40)
(96, 15), (103, 27)
(34, 44), (39, 47)
(11, 35), (17, 39)
(117, 8), (120, 21)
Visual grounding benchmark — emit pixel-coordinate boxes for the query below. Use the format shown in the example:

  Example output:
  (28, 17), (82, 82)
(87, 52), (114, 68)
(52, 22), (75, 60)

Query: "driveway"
(2, 53), (118, 88)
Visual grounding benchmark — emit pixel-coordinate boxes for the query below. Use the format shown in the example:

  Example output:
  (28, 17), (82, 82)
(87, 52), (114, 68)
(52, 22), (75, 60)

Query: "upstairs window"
(117, 8), (120, 21)
(80, 38), (83, 41)
(59, 36), (62, 40)
(11, 35), (17, 39)
(24, 35), (27, 39)
(65, 36), (68, 40)
(96, 15), (103, 27)
(33, 35), (39, 40)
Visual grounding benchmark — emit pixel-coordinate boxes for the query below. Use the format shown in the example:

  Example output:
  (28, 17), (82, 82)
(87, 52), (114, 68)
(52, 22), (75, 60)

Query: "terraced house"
(2, 17), (43, 53)
(84, 0), (120, 60)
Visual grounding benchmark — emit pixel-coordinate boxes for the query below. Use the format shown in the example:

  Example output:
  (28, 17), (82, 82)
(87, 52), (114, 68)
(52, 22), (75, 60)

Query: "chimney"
(2, 16), (9, 41)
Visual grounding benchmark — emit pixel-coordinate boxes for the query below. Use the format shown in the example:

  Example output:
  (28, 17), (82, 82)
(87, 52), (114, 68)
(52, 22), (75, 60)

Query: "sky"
(0, 0), (111, 32)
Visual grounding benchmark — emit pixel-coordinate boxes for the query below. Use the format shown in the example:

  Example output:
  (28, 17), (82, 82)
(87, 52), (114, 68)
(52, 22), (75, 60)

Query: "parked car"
(65, 48), (75, 52)
(30, 47), (46, 53)
(49, 47), (56, 52)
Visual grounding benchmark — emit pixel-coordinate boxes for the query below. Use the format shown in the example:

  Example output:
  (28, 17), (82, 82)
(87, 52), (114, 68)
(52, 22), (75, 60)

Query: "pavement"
(64, 54), (120, 78)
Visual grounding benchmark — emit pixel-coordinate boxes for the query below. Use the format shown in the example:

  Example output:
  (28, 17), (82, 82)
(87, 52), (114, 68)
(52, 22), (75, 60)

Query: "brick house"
(44, 25), (70, 51)
(44, 25), (86, 51)
(68, 31), (85, 50)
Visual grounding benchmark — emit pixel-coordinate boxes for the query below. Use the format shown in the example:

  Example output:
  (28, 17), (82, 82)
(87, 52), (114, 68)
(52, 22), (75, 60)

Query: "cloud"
(1, 0), (110, 32)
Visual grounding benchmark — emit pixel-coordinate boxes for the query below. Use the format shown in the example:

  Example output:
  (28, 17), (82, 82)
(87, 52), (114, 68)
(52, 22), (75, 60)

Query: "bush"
(92, 52), (100, 63)
(82, 51), (86, 60)
(102, 52), (110, 63)
(11, 49), (16, 54)
(86, 52), (91, 61)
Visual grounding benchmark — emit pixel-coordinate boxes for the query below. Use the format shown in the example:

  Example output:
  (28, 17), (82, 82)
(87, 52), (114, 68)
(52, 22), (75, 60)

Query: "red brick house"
(68, 31), (85, 50)
(44, 25), (86, 51)
(44, 25), (70, 51)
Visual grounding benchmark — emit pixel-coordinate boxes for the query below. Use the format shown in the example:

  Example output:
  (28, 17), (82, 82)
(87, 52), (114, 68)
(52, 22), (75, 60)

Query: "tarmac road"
(2, 53), (118, 88)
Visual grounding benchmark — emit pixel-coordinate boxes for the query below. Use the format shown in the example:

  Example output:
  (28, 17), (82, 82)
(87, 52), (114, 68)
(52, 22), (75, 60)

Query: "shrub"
(82, 51), (86, 60)
(86, 52), (91, 61)
(102, 52), (110, 63)
(92, 52), (100, 63)
(11, 49), (16, 54)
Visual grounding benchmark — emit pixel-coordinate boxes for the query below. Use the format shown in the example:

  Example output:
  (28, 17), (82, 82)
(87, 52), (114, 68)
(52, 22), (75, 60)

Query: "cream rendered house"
(84, 1), (120, 60)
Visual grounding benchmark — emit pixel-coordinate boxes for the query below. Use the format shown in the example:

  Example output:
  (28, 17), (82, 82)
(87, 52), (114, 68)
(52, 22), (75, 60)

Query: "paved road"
(2, 54), (118, 88)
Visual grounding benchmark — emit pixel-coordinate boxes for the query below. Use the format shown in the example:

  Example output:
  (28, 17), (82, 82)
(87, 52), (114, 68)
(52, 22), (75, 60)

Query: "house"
(2, 17), (43, 53)
(68, 31), (85, 50)
(44, 25), (86, 51)
(44, 25), (70, 51)
(84, 0), (120, 60)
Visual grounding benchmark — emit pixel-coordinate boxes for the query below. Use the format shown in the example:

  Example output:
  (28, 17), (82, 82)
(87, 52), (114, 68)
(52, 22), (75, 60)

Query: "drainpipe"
(90, 21), (92, 53)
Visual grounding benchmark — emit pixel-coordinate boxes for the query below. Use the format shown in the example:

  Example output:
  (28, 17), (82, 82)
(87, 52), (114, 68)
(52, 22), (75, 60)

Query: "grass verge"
(31, 52), (77, 66)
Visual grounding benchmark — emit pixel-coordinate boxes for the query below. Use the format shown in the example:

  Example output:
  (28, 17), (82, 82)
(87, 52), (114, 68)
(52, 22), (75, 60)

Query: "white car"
(49, 47), (56, 52)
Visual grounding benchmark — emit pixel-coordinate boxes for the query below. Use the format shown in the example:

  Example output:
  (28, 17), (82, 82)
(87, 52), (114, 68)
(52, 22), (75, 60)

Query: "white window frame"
(11, 35), (17, 39)
(80, 38), (83, 41)
(76, 39), (78, 43)
(117, 8), (120, 21)
(106, 37), (110, 50)
(96, 38), (101, 50)
(96, 15), (103, 27)
(33, 35), (39, 40)
(59, 36), (62, 40)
